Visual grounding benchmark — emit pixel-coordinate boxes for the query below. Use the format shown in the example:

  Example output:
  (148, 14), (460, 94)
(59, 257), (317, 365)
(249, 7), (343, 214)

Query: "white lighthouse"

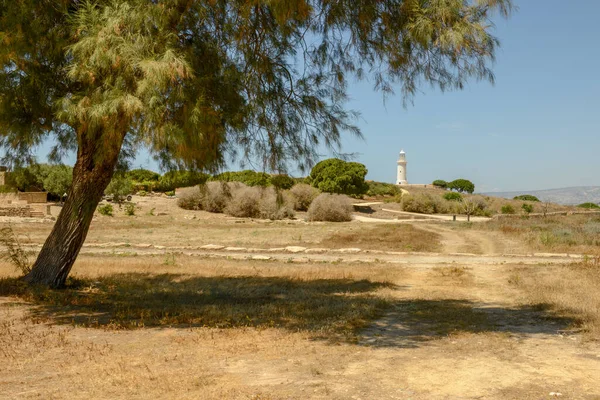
(396, 149), (408, 185)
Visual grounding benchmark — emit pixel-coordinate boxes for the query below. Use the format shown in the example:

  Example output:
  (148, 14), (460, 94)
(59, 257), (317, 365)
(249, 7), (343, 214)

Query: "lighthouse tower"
(396, 150), (408, 185)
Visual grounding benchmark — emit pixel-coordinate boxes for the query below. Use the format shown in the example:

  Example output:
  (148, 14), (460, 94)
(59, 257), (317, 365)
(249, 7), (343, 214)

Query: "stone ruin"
(0, 166), (50, 218)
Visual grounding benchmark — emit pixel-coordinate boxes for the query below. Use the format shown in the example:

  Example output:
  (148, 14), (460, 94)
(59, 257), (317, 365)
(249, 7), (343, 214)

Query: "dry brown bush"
(176, 186), (203, 210)
(288, 183), (319, 211)
(257, 187), (295, 220)
(203, 181), (233, 213)
(307, 193), (353, 222)
(226, 186), (261, 218)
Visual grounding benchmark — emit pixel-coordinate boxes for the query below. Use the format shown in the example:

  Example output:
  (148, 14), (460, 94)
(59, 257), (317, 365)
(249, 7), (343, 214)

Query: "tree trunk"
(23, 132), (124, 288)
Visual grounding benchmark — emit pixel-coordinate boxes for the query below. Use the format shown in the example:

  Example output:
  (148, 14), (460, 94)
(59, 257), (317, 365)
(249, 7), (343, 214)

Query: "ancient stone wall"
(17, 192), (48, 204)
(0, 206), (31, 217)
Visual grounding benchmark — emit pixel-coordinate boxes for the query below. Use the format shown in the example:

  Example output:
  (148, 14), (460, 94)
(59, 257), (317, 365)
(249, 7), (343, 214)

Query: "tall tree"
(0, 0), (512, 287)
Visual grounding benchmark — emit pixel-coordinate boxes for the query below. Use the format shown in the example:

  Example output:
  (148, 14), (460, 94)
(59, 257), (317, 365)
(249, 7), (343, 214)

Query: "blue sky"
(30, 1), (600, 192)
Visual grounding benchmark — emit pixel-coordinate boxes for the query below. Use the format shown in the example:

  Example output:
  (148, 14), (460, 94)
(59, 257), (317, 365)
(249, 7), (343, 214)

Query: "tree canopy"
(309, 158), (368, 196)
(0, 0), (513, 287)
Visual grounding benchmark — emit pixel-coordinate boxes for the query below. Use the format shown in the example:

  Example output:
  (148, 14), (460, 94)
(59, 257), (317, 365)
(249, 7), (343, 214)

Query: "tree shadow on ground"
(0, 275), (578, 346)
(0, 274), (396, 341)
(361, 299), (578, 348)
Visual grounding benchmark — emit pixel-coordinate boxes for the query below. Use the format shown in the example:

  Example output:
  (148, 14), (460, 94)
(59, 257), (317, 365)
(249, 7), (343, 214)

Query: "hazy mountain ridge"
(484, 186), (600, 205)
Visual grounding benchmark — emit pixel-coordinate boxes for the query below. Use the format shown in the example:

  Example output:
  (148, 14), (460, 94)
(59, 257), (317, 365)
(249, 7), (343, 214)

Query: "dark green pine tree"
(0, 0), (512, 287)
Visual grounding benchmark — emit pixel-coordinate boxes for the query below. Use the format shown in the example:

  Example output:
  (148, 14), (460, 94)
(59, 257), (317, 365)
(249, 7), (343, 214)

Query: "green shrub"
(514, 195), (540, 202)
(126, 168), (160, 182)
(443, 192), (463, 202)
(521, 203), (534, 214)
(211, 170), (271, 187)
(288, 183), (319, 211)
(97, 204), (113, 216)
(105, 174), (133, 203)
(165, 190), (175, 197)
(137, 190), (147, 196)
(156, 171), (209, 192)
(501, 204), (515, 214)
(309, 158), (368, 196)
(366, 181), (400, 197)
(125, 203), (136, 216)
(270, 174), (295, 190)
(448, 179), (475, 194)
(0, 185), (16, 194)
(307, 193), (353, 222)
(577, 202), (600, 210)
(432, 180), (448, 189)
(42, 164), (73, 197)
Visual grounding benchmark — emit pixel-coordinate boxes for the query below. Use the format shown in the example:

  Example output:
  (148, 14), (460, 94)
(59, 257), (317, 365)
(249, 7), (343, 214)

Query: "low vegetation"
(578, 202), (600, 210)
(514, 194), (540, 202)
(321, 224), (441, 252)
(307, 193), (354, 222)
(464, 214), (600, 254)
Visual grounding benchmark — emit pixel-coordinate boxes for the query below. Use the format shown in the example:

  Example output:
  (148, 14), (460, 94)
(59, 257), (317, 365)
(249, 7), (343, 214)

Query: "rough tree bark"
(23, 130), (125, 288)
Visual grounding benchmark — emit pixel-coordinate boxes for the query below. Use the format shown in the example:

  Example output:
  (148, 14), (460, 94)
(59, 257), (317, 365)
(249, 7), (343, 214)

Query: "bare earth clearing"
(1, 196), (599, 399)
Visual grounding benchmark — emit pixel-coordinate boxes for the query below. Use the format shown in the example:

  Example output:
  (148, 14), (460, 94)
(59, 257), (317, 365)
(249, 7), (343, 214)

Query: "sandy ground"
(1, 197), (599, 399)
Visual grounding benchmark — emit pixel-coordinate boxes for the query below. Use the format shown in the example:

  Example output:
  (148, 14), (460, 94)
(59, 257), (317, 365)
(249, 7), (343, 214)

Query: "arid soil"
(1, 197), (599, 399)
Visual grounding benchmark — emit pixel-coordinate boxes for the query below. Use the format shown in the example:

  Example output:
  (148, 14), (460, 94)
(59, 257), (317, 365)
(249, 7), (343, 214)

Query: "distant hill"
(484, 186), (600, 206)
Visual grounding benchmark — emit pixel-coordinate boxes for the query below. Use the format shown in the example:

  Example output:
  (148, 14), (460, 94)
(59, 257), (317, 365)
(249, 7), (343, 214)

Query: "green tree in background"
(449, 179), (476, 194)
(0, 0), (512, 287)
(310, 158), (369, 196)
(43, 165), (73, 197)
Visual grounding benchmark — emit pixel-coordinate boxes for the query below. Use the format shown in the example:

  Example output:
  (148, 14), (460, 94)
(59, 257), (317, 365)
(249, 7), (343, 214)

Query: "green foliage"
(42, 165), (73, 197)
(448, 179), (475, 194)
(156, 171), (209, 192)
(211, 170), (271, 187)
(124, 203), (136, 216)
(521, 203), (534, 214)
(165, 191), (176, 197)
(97, 204), (113, 217)
(310, 159), (368, 196)
(6, 164), (72, 196)
(432, 180), (448, 189)
(514, 195), (540, 202)
(501, 205), (516, 215)
(443, 192), (463, 202)
(126, 169), (160, 182)
(0, 185), (16, 194)
(105, 174), (133, 203)
(270, 174), (295, 190)
(366, 181), (400, 197)
(578, 203), (600, 210)
(137, 190), (147, 197)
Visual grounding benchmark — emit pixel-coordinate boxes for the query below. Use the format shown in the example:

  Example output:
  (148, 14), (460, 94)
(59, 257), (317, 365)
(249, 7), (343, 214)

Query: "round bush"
(177, 186), (204, 210)
(501, 204), (515, 214)
(514, 194), (540, 202)
(307, 193), (353, 222)
(432, 179), (448, 189)
(443, 192), (463, 202)
(288, 183), (319, 211)
(270, 174), (295, 190)
(309, 158), (368, 196)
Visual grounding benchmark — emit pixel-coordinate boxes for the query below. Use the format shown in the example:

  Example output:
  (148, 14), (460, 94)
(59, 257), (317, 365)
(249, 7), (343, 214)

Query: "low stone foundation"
(0, 206), (31, 217)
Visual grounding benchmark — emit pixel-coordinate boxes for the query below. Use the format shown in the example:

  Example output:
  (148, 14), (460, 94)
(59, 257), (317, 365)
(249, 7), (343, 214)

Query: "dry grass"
(0, 256), (395, 340)
(320, 224), (442, 252)
(460, 214), (600, 254)
(508, 260), (600, 339)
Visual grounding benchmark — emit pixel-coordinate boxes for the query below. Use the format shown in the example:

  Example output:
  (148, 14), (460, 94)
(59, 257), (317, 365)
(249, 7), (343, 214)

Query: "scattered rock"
(305, 248), (328, 254)
(133, 243), (153, 249)
(200, 244), (225, 250)
(251, 255), (271, 261)
(285, 246), (307, 253)
(224, 247), (247, 252)
(334, 248), (362, 254)
(154, 245), (166, 250)
(266, 248), (286, 253)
